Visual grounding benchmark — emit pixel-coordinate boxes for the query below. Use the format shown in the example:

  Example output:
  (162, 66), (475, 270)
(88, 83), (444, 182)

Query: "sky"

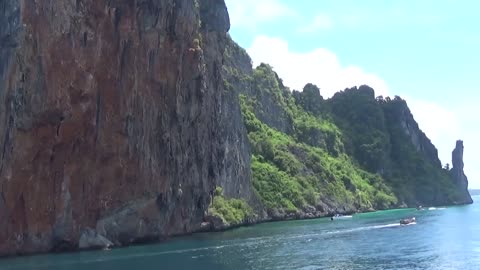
(224, 0), (480, 188)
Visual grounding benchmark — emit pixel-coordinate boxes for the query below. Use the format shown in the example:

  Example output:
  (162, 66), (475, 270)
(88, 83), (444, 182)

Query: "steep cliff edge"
(328, 90), (471, 206)
(451, 140), (473, 204)
(0, 0), (253, 256)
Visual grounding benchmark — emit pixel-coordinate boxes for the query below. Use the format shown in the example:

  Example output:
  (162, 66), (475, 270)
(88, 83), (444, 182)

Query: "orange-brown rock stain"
(0, 0), (233, 256)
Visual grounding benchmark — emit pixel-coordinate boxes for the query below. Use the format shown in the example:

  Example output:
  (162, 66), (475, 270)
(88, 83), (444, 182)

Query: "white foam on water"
(373, 223), (402, 229)
(400, 221), (417, 226)
(428, 207), (446, 211)
(289, 222), (413, 240)
(191, 255), (205, 259)
(327, 222), (403, 234)
(333, 215), (353, 219)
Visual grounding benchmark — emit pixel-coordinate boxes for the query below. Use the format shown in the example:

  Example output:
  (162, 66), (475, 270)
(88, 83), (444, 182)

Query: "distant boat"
(400, 217), (416, 225)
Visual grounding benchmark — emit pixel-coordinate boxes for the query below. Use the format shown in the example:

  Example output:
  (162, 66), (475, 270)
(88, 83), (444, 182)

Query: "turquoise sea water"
(1, 196), (479, 270)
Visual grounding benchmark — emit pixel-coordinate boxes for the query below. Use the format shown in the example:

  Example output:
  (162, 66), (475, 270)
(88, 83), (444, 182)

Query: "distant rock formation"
(451, 140), (473, 204)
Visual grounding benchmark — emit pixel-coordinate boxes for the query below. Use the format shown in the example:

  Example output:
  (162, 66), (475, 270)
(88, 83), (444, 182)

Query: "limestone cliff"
(0, 0), (473, 257)
(329, 90), (471, 207)
(385, 97), (442, 168)
(451, 140), (473, 204)
(219, 37), (262, 209)
(0, 0), (253, 256)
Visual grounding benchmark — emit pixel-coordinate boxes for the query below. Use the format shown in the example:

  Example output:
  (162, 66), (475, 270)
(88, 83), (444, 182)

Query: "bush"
(208, 187), (254, 225)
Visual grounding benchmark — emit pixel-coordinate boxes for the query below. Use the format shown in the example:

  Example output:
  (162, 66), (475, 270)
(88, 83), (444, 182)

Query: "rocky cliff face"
(389, 98), (442, 168)
(381, 98), (471, 206)
(451, 140), (473, 204)
(0, 0), (251, 256)
(0, 0), (473, 257)
(219, 38), (261, 208)
(292, 83), (324, 117)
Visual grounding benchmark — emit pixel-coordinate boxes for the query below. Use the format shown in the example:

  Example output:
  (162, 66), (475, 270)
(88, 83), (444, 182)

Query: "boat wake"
(428, 207), (446, 211)
(288, 221), (417, 241)
(327, 222), (408, 234)
(400, 221), (417, 226)
(239, 221), (418, 246)
(333, 215), (353, 220)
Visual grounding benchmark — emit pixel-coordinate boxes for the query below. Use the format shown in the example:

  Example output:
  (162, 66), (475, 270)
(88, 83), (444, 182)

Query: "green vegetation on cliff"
(328, 88), (464, 205)
(208, 187), (254, 225)
(239, 64), (397, 215)
(222, 37), (468, 218)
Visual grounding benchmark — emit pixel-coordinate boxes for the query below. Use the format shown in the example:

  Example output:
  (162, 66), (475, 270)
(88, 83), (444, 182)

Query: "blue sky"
(225, 0), (480, 188)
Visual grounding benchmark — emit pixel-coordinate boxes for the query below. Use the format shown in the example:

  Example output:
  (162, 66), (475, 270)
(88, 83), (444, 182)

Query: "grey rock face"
(204, 215), (227, 231)
(218, 38), (262, 209)
(452, 140), (465, 172)
(0, 0), (256, 256)
(396, 99), (442, 168)
(0, 0), (20, 81)
(78, 228), (113, 250)
(451, 140), (473, 204)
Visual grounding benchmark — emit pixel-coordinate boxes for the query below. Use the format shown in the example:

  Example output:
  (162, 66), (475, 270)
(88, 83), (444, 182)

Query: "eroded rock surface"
(0, 0), (250, 256)
(78, 228), (113, 250)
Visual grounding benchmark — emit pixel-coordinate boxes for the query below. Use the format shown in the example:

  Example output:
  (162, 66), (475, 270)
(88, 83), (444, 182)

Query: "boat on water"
(400, 217), (416, 225)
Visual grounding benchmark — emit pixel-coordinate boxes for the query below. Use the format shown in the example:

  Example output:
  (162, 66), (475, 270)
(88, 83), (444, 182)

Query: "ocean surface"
(1, 196), (479, 270)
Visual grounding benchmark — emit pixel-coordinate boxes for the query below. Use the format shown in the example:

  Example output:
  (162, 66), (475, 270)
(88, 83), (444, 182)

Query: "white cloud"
(247, 35), (389, 97)
(299, 14), (333, 33)
(225, 0), (294, 29)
